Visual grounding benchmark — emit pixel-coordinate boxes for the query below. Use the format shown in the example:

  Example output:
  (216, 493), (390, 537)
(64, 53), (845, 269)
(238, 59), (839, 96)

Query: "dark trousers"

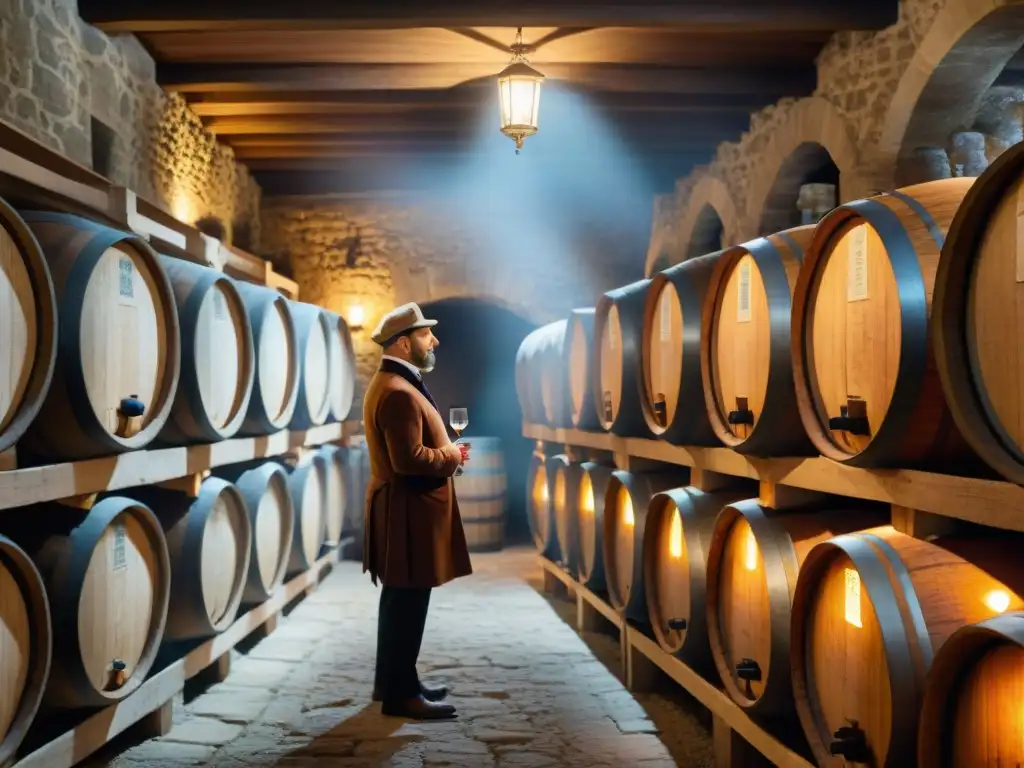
(374, 586), (432, 702)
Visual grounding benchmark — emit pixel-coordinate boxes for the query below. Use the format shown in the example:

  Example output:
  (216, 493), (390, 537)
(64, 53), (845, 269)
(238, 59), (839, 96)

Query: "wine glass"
(449, 407), (469, 476)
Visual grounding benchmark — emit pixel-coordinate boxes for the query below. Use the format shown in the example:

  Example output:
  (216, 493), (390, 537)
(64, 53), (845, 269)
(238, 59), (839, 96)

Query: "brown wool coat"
(362, 365), (473, 589)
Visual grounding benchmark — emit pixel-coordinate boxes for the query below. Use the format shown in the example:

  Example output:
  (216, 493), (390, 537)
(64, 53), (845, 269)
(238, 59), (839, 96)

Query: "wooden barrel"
(701, 227), (815, 457)
(0, 197), (57, 455)
(603, 469), (688, 624)
(342, 440), (368, 538)
(135, 478), (252, 641)
(551, 458), (580, 575)
(453, 436), (507, 552)
(317, 444), (347, 549)
(282, 453), (328, 575)
(934, 144), (1024, 484)
(640, 252), (722, 445)
(0, 535), (51, 766)
(594, 279), (653, 437)
(642, 486), (746, 672)
(792, 178), (979, 470)
(526, 447), (556, 558)
(216, 461), (294, 605)
(16, 212), (181, 463)
(564, 308), (600, 430)
(234, 282), (300, 436)
(12, 497), (171, 709)
(790, 526), (1024, 767)
(918, 612), (1024, 768)
(155, 258), (255, 445)
(325, 310), (356, 423)
(705, 499), (886, 720)
(287, 301), (332, 430)
(515, 320), (569, 426)
(576, 461), (613, 592)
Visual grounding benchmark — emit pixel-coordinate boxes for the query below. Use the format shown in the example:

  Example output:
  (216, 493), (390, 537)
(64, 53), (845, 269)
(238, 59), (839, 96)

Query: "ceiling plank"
(161, 62), (817, 95)
(80, 0), (898, 34)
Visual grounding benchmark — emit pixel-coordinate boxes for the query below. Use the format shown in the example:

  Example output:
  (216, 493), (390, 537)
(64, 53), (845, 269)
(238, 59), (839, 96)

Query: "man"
(362, 302), (473, 720)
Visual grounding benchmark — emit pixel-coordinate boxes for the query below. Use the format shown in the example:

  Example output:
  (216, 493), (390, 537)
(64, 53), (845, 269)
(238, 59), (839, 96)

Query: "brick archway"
(874, 0), (1024, 188)
(742, 97), (862, 236)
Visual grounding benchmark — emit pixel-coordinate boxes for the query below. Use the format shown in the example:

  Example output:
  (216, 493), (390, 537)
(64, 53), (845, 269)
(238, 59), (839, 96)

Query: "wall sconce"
(347, 304), (365, 331)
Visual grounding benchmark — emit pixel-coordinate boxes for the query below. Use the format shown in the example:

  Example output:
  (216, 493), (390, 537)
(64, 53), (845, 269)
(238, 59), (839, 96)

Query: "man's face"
(406, 328), (438, 372)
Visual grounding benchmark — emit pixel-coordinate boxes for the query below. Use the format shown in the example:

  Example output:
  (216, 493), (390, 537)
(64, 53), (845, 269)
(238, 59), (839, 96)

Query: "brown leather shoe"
(381, 694), (457, 720)
(372, 683), (449, 703)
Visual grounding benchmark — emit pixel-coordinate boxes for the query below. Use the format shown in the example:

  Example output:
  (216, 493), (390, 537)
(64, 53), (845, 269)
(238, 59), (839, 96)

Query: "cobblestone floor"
(84, 547), (714, 768)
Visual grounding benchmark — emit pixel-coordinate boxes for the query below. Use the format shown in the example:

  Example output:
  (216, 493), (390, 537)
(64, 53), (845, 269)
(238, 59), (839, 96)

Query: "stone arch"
(743, 97), (861, 236)
(646, 175), (740, 275)
(397, 284), (547, 326)
(757, 142), (840, 234)
(875, 0), (1024, 188)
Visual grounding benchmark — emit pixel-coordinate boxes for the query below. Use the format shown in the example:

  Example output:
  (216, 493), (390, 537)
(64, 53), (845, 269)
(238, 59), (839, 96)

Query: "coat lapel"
(379, 358), (441, 415)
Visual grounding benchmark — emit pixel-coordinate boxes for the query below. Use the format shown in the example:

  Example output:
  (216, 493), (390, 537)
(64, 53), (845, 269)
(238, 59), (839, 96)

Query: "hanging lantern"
(497, 28), (544, 154)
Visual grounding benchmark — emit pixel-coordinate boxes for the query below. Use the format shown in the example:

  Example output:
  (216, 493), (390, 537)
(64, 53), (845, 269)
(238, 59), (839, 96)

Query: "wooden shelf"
(524, 423), (1024, 533)
(0, 421), (359, 511)
(538, 556), (814, 768)
(12, 540), (351, 768)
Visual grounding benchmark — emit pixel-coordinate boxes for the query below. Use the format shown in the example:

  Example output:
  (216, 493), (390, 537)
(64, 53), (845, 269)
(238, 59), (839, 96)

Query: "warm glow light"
(347, 304), (365, 329)
(580, 476), (594, 516)
(984, 589), (1012, 614)
(744, 527), (758, 572)
(668, 509), (683, 559)
(621, 492), (634, 527)
(845, 568), (863, 628)
(540, 483), (549, 502)
(496, 29), (544, 154)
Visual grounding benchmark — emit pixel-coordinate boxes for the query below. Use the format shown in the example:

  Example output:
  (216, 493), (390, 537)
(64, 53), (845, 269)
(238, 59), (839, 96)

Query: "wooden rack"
(539, 556), (814, 768)
(524, 423), (1024, 533)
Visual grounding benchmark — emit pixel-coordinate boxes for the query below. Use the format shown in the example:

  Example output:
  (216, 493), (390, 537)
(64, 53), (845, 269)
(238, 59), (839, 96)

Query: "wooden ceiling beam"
(81, 0), (897, 33)
(161, 62), (817, 95)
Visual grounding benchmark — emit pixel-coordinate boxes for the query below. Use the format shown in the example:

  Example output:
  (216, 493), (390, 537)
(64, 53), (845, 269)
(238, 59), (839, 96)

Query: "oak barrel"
(576, 461), (613, 592)
(215, 461), (294, 605)
(287, 300), (332, 430)
(918, 612), (1024, 768)
(234, 282), (300, 436)
(453, 436), (507, 552)
(705, 499), (886, 720)
(790, 526), (1024, 767)
(325, 310), (356, 423)
(642, 486), (745, 672)
(12, 497), (171, 709)
(16, 212), (181, 463)
(564, 308), (599, 430)
(526, 447), (556, 559)
(701, 226), (815, 456)
(515, 320), (569, 426)
(551, 458), (581, 575)
(603, 469), (688, 624)
(0, 197), (57, 455)
(641, 252), (722, 445)
(0, 536), (50, 766)
(342, 440), (368, 538)
(282, 453), (328, 575)
(594, 279), (653, 437)
(933, 143), (1024, 484)
(317, 444), (347, 549)
(155, 257), (255, 445)
(792, 178), (979, 469)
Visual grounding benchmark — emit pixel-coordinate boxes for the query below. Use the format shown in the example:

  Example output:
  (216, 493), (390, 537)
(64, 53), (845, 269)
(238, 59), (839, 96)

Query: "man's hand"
(458, 443), (471, 464)
(443, 443), (463, 464)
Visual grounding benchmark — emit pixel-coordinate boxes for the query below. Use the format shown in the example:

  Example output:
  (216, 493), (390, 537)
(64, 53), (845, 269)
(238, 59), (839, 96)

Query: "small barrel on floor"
(282, 453), (328, 576)
(603, 468), (689, 625)
(526, 447), (556, 560)
(917, 612), (1024, 768)
(790, 526), (1024, 767)
(288, 301), (332, 431)
(705, 499), (887, 721)
(454, 436), (507, 552)
(155, 257), (255, 445)
(234, 282), (300, 436)
(564, 308), (600, 431)
(0, 535), (51, 766)
(593, 279), (653, 437)
(324, 310), (356, 424)
(9, 497), (171, 710)
(15, 212), (182, 463)
(701, 226), (815, 457)
(0, 196), (57, 455)
(576, 462), (614, 593)
(642, 486), (746, 674)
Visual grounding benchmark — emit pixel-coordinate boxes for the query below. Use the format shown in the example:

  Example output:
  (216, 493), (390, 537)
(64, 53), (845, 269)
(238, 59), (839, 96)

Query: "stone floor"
(83, 547), (715, 768)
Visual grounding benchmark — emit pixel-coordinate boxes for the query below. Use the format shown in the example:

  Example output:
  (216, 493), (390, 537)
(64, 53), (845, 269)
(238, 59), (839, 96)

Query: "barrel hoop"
(887, 190), (946, 250)
(775, 230), (804, 265)
(177, 270), (225, 437)
(667, 271), (705, 438)
(834, 198), (931, 467)
(248, 291), (298, 430)
(183, 478), (232, 629)
(827, 534), (924, 765)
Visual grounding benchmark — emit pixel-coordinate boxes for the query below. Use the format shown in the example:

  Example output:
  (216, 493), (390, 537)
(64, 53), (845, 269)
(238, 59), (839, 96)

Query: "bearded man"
(362, 302), (473, 720)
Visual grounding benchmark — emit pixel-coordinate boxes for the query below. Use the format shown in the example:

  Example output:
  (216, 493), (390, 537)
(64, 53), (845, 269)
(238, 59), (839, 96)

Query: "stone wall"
(0, 0), (260, 247)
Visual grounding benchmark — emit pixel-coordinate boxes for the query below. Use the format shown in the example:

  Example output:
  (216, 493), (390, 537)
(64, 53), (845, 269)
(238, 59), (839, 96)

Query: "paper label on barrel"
(118, 258), (136, 306)
(111, 523), (127, 572)
(844, 567), (862, 628)
(847, 226), (869, 302)
(659, 293), (671, 342)
(736, 261), (752, 323)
